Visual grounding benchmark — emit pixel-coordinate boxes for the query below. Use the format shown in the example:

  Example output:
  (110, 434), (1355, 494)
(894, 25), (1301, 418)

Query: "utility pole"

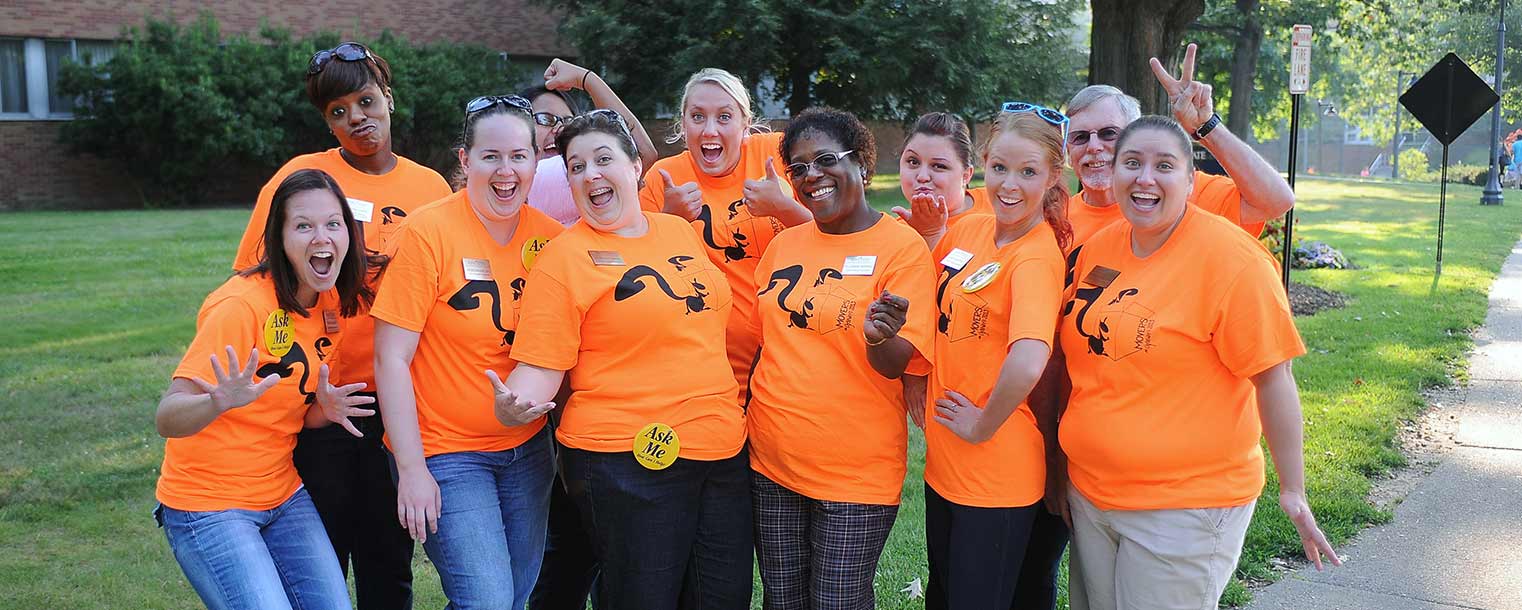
(1482, 0), (1507, 205)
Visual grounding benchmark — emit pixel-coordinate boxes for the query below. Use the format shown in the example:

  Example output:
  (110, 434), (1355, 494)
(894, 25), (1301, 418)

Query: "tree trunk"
(1226, 0), (1263, 140)
(1088, 0), (1207, 115)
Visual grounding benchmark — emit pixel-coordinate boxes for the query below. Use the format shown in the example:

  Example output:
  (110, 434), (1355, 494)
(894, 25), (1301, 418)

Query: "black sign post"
(1399, 53), (1500, 279)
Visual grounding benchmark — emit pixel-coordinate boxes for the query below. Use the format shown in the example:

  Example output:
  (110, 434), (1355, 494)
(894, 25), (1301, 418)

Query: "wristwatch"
(1192, 113), (1222, 141)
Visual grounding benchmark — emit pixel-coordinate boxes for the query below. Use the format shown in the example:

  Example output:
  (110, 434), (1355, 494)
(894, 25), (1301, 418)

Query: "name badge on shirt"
(841, 255), (877, 276)
(323, 309), (340, 334)
(346, 198), (375, 223)
(940, 248), (974, 271)
(588, 250), (626, 266)
(1081, 266), (1120, 288)
(462, 258), (494, 281)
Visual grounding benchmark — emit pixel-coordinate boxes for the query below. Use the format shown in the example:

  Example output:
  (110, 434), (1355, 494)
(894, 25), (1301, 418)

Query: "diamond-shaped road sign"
(1400, 52), (1500, 146)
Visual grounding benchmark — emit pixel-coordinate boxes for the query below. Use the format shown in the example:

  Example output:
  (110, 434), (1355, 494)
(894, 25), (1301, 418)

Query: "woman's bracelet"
(866, 335), (889, 347)
(581, 70), (592, 90)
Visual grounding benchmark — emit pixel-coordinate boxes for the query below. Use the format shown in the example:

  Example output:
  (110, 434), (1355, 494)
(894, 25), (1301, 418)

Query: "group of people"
(154, 40), (1340, 610)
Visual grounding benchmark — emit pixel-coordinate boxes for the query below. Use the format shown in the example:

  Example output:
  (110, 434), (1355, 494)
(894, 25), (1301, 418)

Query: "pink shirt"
(528, 156), (581, 227)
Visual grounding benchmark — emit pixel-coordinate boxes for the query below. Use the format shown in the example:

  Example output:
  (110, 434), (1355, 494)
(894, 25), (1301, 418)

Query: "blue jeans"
(159, 487), (350, 610)
(420, 427), (555, 610)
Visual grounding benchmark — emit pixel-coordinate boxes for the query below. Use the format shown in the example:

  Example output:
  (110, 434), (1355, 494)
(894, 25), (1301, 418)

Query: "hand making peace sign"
(1149, 43), (1215, 134)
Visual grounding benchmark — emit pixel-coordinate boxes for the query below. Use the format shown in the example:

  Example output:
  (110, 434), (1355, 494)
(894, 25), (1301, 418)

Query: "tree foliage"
(545, 0), (1086, 122)
(57, 15), (522, 207)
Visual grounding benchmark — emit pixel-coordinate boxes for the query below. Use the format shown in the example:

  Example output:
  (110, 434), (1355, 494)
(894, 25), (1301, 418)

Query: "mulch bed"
(1289, 281), (1349, 316)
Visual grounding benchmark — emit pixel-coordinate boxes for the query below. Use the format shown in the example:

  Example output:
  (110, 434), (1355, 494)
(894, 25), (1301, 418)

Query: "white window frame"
(0, 37), (110, 121)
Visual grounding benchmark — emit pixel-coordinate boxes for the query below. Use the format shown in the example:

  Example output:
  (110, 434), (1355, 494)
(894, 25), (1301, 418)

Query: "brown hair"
(983, 112), (1074, 250)
(304, 44), (393, 111)
(240, 169), (383, 317)
(1114, 115), (1196, 174)
(902, 111), (974, 172)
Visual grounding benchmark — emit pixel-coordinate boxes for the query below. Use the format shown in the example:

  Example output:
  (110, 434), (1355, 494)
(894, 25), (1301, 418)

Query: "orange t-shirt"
(639, 132), (793, 401)
(1057, 205), (1305, 511)
(157, 273), (342, 512)
(232, 149), (451, 394)
(1066, 171), (1262, 250)
(368, 192), (562, 457)
(511, 212), (743, 460)
(924, 216), (1064, 508)
(747, 214), (937, 505)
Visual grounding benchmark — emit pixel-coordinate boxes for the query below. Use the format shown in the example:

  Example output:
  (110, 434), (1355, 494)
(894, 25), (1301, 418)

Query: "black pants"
(562, 446), (754, 610)
(924, 484), (1039, 610)
(1011, 500), (1070, 610)
(528, 470), (602, 610)
(292, 412), (414, 610)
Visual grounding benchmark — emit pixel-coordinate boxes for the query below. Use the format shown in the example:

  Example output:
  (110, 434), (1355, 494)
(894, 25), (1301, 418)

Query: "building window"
(0, 38), (115, 120)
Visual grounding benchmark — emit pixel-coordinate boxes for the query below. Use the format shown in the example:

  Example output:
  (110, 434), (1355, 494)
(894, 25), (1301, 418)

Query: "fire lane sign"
(1291, 25), (1312, 94)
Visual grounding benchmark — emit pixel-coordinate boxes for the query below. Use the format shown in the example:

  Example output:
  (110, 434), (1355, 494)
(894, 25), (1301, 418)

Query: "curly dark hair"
(779, 107), (877, 182)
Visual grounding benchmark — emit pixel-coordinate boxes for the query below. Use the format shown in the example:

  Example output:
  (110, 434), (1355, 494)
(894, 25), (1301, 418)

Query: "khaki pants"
(1067, 486), (1255, 610)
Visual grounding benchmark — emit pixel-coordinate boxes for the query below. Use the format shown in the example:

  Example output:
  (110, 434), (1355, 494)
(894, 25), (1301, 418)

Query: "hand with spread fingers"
(313, 364), (377, 438)
(487, 369), (555, 426)
(932, 390), (994, 444)
(189, 346), (282, 413)
(659, 169), (705, 222)
(891, 191), (950, 239)
(865, 290), (909, 346)
(1149, 43), (1214, 134)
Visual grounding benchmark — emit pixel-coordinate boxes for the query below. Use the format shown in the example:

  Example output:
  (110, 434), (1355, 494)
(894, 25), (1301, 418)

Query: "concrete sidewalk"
(1247, 242), (1522, 610)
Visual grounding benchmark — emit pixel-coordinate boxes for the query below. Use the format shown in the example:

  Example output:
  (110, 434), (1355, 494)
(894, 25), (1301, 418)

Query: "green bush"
(1394, 148), (1491, 185)
(57, 14), (524, 207)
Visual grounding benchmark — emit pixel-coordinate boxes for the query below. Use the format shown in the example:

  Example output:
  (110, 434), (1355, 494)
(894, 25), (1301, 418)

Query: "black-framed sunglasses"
(466, 95), (533, 115)
(533, 112), (573, 128)
(307, 42), (372, 76)
(1069, 126), (1123, 147)
(785, 150), (855, 180)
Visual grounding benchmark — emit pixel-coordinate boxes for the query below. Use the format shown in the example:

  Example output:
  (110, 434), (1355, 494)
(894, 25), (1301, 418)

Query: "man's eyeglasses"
(533, 112), (573, 128)
(1069, 127), (1122, 147)
(307, 42), (373, 76)
(1001, 101), (1071, 153)
(785, 150), (855, 180)
(466, 95), (533, 116)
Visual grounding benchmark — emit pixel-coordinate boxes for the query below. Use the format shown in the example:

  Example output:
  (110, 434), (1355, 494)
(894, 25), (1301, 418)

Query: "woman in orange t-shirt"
(506, 110), (751, 609)
(155, 169), (378, 610)
(639, 68), (811, 404)
(748, 108), (937, 610)
(1057, 117), (1339, 610)
(370, 96), (562, 609)
(231, 43), (449, 607)
(892, 111), (996, 245)
(919, 107), (1072, 610)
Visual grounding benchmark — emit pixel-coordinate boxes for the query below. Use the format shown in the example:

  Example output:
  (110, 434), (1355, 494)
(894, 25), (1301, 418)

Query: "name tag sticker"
(841, 255), (877, 276)
(323, 309), (340, 334)
(1081, 266), (1120, 288)
(346, 198), (375, 223)
(462, 258), (494, 281)
(588, 250), (626, 266)
(940, 248), (974, 270)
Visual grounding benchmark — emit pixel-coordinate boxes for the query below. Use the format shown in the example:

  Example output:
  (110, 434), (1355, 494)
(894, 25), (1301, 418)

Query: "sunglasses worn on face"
(466, 95), (533, 115)
(1001, 101), (1071, 154)
(533, 112), (573, 128)
(308, 42), (372, 76)
(785, 150), (856, 180)
(1070, 127), (1123, 147)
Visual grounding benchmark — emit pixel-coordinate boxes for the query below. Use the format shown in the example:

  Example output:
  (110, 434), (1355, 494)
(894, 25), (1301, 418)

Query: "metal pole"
(1483, 0), (1507, 204)
(1283, 94), (1301, 291)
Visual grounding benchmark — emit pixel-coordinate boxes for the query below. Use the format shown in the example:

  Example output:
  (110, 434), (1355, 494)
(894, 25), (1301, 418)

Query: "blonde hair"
(982, 112), (1074, 250)
(667, 67), (768, 145)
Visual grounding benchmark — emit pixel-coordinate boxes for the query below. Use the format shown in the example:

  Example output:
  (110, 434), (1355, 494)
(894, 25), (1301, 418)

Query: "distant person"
(231, 42), (448, 610)
(155, 169), (379, 610)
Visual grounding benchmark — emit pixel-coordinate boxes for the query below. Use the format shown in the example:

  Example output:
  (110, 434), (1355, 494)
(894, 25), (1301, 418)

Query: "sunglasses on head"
(1069, 127), (1123, 147)
(466, 95), (533, 115)
(307, 42), (373, 76)
(1001, 101), (1071, 154)
(785, 150), (855, 180)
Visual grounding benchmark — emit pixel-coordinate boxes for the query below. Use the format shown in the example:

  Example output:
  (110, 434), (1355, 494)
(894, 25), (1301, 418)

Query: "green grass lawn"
(1, 177), (1517, 608)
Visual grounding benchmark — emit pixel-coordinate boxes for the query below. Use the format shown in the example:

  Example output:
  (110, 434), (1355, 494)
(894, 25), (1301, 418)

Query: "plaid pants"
(751, 472), (898, 610)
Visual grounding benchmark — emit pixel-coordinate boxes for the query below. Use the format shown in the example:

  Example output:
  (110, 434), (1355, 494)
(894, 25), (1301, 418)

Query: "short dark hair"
(1114, 115), (1195, 174)
(304, 44), (393, 111)
(242, 169), (380, 317)
(555, 110), (639, 166)
(780, 107), (878, 181)
(519, 85), (582, 116)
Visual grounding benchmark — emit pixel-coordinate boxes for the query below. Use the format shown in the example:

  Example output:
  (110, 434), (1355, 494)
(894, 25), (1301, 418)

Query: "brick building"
(0, 1), (573, 209)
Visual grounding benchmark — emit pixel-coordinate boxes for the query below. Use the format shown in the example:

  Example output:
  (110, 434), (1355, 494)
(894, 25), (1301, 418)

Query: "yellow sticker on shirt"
(263, 309), (294, 358)
(522, 237), (550, 271)
(633, 423), (680, 470)
(961, 262), (1002, 293)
